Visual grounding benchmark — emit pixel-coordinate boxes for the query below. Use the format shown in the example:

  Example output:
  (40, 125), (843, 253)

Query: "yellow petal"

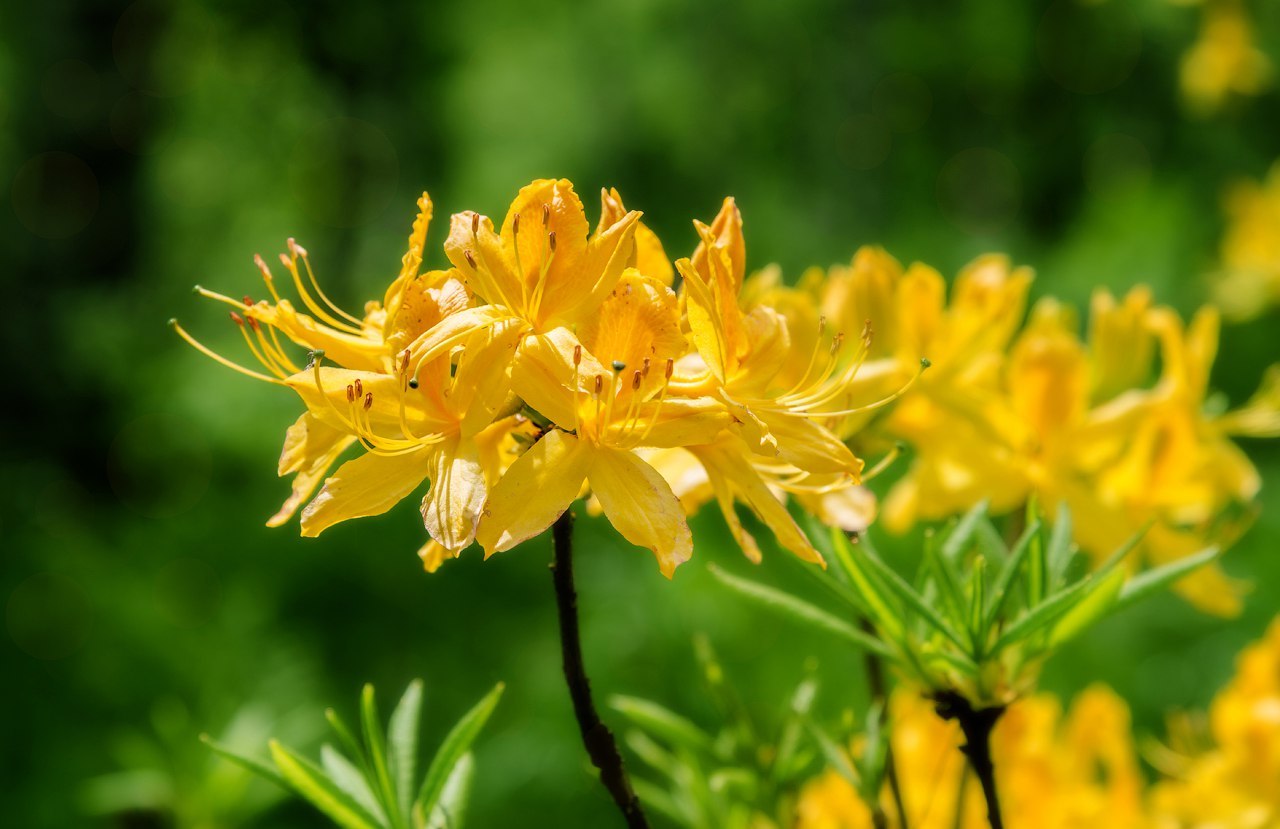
(286, 367), (444, 435)
(450, 321), (526, 437)
(612, 396), (732, 449)
(421, 438), (487, 553)
(269, 422), (355, 528)
(300, 447), (432, 536)
(588, 446), (693, 578)
(476, 429), (591, 554)
(382, 192), (434, 320)
(597, 187), (674, 287)
(444, 211), (525, 311)
(384, 270), (471, 355)
(417, 538), (457, 574)
(510, 328), (607, 429)
(578, 271), (684, 392)
(542, 205), (641, 327)
(752, 410), (863, 478)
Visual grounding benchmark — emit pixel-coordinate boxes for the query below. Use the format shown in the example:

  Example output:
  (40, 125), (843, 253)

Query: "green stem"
(860, 619), (909, 829)
(550, 510), (650, 829)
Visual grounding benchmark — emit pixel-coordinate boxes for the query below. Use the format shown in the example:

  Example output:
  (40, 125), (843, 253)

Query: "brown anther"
(573, 344), (582, 366)
(278, 253), (291, 268)
(830, 333), (845, 355)
(354, 378), (363, 398)
(665, 358), (674, 379)
(346, 384), (355, 403)
(464, 249), (478, 269)
(818, 315), (827, 334)
(471, 213), (480, 235)
(248, 317), (260, 332)
(243, 295), (253, 306)
(230, 311), (244, 326)
(642, 357), (651, 376)
(512, 213), (520, 235)
(287, 237), (308, 258)
(363, 392), (373, 410)
(632, 369), (642, 390)
(400, 349), (411, 373)
(542, 204), (550, 226)
(594, 374), (604, 396)
(254, 253), (271, 277)
(548, 230), (557, 252)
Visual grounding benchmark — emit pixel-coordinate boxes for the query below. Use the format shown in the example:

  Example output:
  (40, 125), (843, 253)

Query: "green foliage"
(717, 503), (1220, 706)
(203, 680), (504, 829)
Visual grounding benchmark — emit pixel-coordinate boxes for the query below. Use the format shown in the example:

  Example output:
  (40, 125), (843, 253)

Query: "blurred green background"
(4, 0), (1279, 825)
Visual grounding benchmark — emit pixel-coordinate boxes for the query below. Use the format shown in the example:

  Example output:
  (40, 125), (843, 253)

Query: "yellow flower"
(1180, 0), (1271, 114)
(795, 686), (1144, 829)
(1211, 163), (1280, 320)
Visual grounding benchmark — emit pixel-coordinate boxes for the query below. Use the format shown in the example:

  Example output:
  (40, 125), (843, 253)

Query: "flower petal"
(300, 447), (432, 536)
(421, 438), (487, 553)
(588, 446), (693, 578)
(476, 429), (591, 554)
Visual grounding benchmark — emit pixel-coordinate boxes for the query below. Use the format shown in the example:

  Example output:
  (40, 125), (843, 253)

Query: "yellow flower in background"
(1212, 163), (1280, 320)
(796, 686), (1144, 829)
(1179, 0), (1271, 114)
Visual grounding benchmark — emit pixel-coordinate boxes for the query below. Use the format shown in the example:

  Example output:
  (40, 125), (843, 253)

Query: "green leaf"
(361, 685), (403, 829)
(990, 576), (1096, 655)
(805, 721), (860, 789)
(326, 708), (370, 770)
(269, 740), (385, 829)
(1046, 502), (1075, 588)
(923, 527), (969, 642)
(629, 777), (686, 826)
(972, 517), (1007, 565)
(982, 519), (1041, 631)
(388, 680), (424, 820)
(609, 695), (714, 753)
(1048, 567), (1126, 646)
(424, 752), (474, 829)
(321, 744), (386, 823)
(940, 501), (988, 561)
(852, 540), (969, 652)
(1115, 547), (1221, 612)
(200, 734), (288, 790)
(415, 683), (504, 818)
(828, 529), (904, 642)
(1095, 521), (1153, 577)
(967, 557), (987, 653)
(708, 564), (895, 659)
(622, 729), (680, 777)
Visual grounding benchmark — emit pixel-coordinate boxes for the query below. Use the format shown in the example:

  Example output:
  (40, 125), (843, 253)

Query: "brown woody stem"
(933, 691), (1005, 829)
(550, 510), (650, 829)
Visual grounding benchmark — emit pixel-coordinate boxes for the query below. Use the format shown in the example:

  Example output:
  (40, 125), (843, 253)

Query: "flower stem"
(550, 510), (650, 829)
(933, 691), (1005, 829)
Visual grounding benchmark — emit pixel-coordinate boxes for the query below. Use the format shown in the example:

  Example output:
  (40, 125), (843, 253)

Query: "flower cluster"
(174, 180), (915, 576)
(735, 249), (1279, 614)
(1178, 0), (1272, 115)
(795, 614), (1280, 829)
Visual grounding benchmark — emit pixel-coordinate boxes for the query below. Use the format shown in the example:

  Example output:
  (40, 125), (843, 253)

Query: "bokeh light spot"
(937, 147), (1022, 236)
(7, 573), (89, 660)
(288, 117), (399, 228)
(11, 151), (99, 239)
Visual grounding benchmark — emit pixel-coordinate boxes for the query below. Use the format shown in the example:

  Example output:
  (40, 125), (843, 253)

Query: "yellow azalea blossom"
(1211, 162), (1280, 320)
(882, 281), (1278, 615)
(796, 686), (1144, 829)
(1180, 0), (1271, 114)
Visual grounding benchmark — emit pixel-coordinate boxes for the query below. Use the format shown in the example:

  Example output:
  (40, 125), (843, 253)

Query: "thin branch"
(550, 510), (650, 829)
(861, 619), (909, 829)
(933, 691), (1005, 829)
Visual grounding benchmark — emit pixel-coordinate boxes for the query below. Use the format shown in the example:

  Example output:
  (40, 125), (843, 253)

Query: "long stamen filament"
(170, 320), (284, 385)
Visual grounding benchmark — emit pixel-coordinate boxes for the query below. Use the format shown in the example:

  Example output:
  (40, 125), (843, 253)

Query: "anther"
(254, 254), (271, 277)
(230, 311), (244, 326)
(346, 384), (355, 403)
(513, 213), (520, 235)
(549, 231), (557, 252)
(642, 357), (651, 376)
(363, 392), (373, 410)
(818, 315), (827, 335)
(665, 358), (674, 379)
(287, 237), (308, 258)
(243, 295), (253, 306)
(632, 370), (642, 390)
(830, 333), (845, 355)
(573, 344), (582, 366)
(611, 360), (626, 372)
(594, 375), (603, 396)
(542, 204), (550, 226)
(464, 249), (477, 269)
(400, 349), (411, 374)
(247, 317), (260, 331)
(471, 213), (480, 236)
(353, 378), (363, 398)
(920, 357), (932, 369)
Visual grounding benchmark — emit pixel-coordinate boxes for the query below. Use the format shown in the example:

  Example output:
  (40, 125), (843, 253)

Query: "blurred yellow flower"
(1212, 163), (1280, 320)
(1180, 0), (1271, 114)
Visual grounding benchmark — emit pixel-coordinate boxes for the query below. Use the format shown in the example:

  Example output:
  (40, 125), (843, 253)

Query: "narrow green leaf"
(972, 517), (1007, 565)
(609, 695), (714, 753)
(709, 564), (895, 659)
(982, 519), (1041, 631)
(422, 752), (474, 829)
(853, 541), (969, 652)
(1046, 502), (1074, 588)
(1048, 567), (1126, 646)
(321, 744), (386, 823)
(940, 501), (988, 561)
(1027, 519), (1047, 607)
(990, 576), (1095, 655)
(1096, 521), (1154, 577)
(415, 683), (504, 817)
(629, 777), (686, 826)
(269, 740), (385, 829)
(1115, 547), (1221, 612)
(806, 721), (860, 789)
(388, 680), (424, 821)
(622, 729), (680, 777)
(326, 708), (370, 770)
(967, 557), (986, 654)
(924, 529), (969, 644)
(361, 685), (403, 829)
(200, 734), (287, 789)
(828, 529), (904, 642)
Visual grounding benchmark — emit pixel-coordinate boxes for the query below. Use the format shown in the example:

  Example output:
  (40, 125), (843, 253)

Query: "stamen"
(612, 360), (626, 372)
(571, 345), (582, 433)
(354, 378), (363, 399)
(170, 319), (284, 385)
(364, 392), (373, 410)
(642, 357), (651, 376)
(861, 442), (904, 482)
(464, 249), (478, 269)
(542, 204), (550, 226)
(290, 238), (365, 328)
(278, 250), (364, 336)
(254, 254), (283, 303)
(549, 231), (557, 252)
(631, 369), (642, 390)
(346, 384), (356, 403)
(471, 213), (480, 236)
